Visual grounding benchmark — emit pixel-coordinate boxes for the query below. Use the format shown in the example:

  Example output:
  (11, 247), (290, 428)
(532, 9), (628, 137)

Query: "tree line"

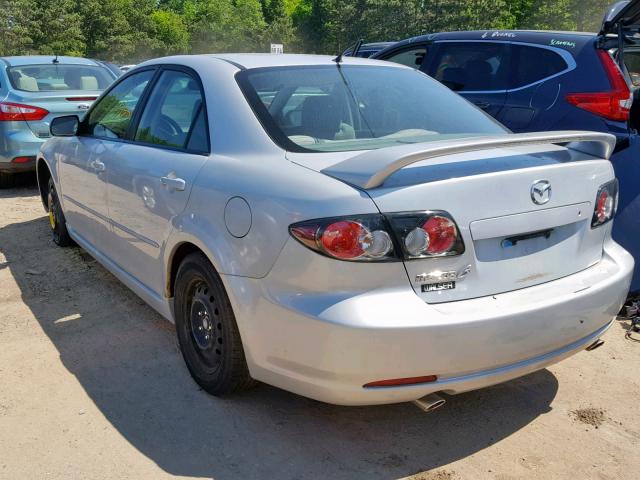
(0, 0), (617, 63)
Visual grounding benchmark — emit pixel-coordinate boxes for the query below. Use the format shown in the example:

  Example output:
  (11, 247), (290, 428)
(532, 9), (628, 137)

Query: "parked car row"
(33, 49), (633, 407)
(0, 1), (636, 408)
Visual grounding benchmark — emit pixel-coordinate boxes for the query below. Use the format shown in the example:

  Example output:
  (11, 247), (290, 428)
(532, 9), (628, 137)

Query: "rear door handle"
(473, 101), (491, 109)
(160, 175), (186, 191)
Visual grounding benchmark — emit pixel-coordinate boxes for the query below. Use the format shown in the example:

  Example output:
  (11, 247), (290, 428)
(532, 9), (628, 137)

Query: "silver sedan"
(36, 54), (634, 407)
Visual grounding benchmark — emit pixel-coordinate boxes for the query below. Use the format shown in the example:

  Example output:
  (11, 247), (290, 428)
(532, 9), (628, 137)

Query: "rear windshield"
(237, 65), (506, 153)
(7, 64), (114, 92)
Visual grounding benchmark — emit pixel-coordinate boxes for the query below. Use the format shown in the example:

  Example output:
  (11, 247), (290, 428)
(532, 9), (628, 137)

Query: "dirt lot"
(1, 176), (639, 480)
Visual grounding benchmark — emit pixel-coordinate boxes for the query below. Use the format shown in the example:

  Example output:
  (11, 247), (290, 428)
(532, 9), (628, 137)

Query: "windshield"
(7, 64), (114, 92)
(237, 65), (507, 153)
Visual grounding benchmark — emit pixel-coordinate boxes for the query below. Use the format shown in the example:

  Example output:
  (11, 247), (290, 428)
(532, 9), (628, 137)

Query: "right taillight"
(0, 102), (49, 122)
(388, 211), (465, 259)
(289, 211), (464, 262)
(566, 50), (632, 122)
(592, 179), (619, 228)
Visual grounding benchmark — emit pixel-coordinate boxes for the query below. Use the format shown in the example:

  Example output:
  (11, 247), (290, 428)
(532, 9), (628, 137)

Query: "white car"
(36, 54), (634, 407)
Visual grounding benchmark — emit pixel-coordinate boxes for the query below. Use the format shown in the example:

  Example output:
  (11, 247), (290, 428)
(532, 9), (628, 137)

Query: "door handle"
(160, 175), (186, 191)
(473, 101), (491, 109)
(90, 160), (106, 172)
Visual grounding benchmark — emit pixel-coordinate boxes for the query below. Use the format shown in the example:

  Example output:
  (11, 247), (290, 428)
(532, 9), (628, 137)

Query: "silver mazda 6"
(36, 54), (634, 407)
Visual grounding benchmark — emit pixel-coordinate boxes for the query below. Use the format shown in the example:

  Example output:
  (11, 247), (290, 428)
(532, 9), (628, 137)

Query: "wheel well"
(36, 159), (51, 210)
(167, 242), (204, 298)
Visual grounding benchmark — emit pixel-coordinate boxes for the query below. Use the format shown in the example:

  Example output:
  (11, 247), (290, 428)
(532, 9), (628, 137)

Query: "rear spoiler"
(321, 131), (616, 190)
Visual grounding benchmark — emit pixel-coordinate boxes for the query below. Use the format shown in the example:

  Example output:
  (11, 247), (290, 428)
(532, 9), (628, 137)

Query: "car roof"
(384, 29), (597, 51)
(0, 55), (102, 67)
(139, 53), (405, 71)
(358, 42), (396, 49)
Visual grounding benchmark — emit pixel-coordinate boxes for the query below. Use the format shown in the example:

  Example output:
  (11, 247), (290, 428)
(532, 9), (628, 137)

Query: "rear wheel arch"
(167, 241), (221, 299)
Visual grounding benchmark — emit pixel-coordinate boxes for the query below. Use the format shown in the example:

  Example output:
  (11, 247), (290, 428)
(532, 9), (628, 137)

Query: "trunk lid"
(600, 0), (640, 36)
(10, 91), (98, 138)
(288, 133), (616, 302)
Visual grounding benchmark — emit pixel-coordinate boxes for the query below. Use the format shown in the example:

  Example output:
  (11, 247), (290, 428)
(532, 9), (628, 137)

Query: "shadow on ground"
(0, 207), (559, 480)
(0, 172), (38, 197)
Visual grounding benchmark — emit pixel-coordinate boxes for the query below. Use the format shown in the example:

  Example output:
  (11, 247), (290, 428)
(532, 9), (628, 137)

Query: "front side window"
(134, 70), (207, 151)
(383, 46), (428, 69)
(85, 70), (154, 139)
(510, 45), (568, 89)
(430, 42), (509, 91)
(237, 65), (506, 153)
(7, 64), (114, 92)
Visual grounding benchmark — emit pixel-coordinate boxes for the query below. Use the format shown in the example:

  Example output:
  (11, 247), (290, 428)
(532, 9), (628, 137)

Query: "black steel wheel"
(174, 252), (254, 395)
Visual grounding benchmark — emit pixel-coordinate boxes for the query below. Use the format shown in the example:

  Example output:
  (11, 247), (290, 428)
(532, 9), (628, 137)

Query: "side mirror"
(50, 115), (79, 137)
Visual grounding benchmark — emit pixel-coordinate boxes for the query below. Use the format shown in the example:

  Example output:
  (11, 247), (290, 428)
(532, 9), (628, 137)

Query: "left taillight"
(290, 215), (395, 261)
(289, 211), (465, 262)
(591, 179), (619, 228)
(0, 102), (49, 122)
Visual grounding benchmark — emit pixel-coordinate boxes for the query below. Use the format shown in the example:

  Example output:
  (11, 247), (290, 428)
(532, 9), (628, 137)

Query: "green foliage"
(0, 0), (622, 61)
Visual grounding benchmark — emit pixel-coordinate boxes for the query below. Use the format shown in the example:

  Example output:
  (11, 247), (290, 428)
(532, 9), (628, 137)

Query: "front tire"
(174, 252), (254, 395)
(47, 177), (73, 247)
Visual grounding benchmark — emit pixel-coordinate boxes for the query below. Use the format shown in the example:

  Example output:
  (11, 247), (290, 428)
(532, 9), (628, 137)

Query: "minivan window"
(237, 65), (506, 153)
(135, 70), (207, 151)
(85, 70), (154, 139)
(7, 64), (114, 92)
(623, 50), (640, 86)
(384, 47), (427, 68)
(510, 45), (568, 89)
(430, 42), (509, 91)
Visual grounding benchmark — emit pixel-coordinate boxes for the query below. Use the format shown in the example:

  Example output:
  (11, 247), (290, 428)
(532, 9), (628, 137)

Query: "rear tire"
(47, 177), (73, 247)
(174, 252), (254, 395)
(0, 172), (15, 189)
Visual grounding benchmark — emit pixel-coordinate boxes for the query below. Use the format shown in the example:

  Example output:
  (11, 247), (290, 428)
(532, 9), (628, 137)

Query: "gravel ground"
(1, 176), (639, 480)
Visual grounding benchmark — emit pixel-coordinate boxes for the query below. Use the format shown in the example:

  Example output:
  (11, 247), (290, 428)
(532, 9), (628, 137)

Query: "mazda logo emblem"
(531, 180), (552, 205)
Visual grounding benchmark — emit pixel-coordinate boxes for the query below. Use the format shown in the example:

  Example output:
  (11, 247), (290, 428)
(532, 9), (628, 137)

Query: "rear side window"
(430, 42), (509, 91)
(7, 64), (114, 92)
(510, 45), (568, 89)
(383, 47), (428, 69)
(85, 70), (154, 139)
(134, 70), (208, 152)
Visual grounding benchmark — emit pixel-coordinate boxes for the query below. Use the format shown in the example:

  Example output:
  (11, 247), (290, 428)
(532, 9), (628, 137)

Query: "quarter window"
(134, 70), (207, 151)
(510, 45), (568, 89)
(383, 47), (428, 69)
(85, 70), (154, 139)
(430, 42), (509, 91)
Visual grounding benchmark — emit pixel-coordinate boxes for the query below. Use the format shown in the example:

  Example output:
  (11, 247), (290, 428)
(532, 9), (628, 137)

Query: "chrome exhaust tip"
(413, 393), (446, 413)
(586, 339), (605, 351)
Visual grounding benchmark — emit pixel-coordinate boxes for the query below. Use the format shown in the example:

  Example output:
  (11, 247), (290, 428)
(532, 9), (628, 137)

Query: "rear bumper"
(0, 123), (45, 173)
(0, 156), (37, 173)
(225, 240), (633, 406)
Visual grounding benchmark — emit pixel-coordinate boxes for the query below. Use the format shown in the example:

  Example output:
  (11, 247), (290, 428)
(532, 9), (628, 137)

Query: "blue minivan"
(374, 1), (640, 293)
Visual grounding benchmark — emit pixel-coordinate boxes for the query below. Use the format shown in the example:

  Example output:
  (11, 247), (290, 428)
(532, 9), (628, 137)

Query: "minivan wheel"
(47, 177), (73, 247)
(174, 252), (254, 395)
